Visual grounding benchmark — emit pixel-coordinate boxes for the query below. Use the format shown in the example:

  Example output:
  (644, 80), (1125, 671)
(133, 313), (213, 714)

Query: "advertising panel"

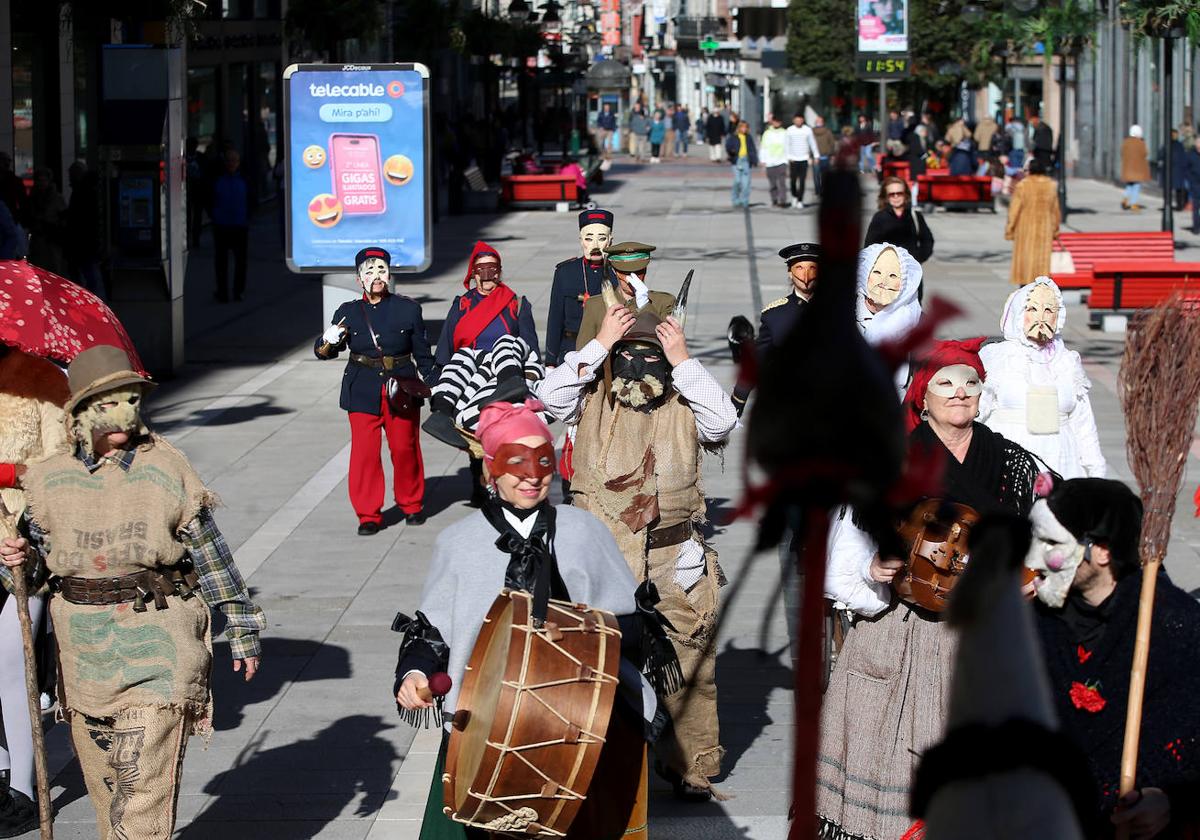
(283, 63), (431, 273)
(856, 0), (908, 54)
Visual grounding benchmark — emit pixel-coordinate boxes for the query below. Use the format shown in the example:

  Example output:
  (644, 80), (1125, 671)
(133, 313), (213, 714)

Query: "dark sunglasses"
(886, 190), (906, 197)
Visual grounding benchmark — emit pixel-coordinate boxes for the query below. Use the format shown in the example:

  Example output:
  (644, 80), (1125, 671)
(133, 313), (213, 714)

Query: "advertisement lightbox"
(856, 0), (908, 53)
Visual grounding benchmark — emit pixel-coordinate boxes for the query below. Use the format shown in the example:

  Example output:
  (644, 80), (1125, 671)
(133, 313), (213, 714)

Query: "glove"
(322, 324), (346, 345)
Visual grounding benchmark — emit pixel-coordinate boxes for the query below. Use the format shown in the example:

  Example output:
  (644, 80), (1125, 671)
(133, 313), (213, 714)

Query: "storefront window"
(187, 67), (219, 153)
(12, 34), (34, 180)
(257, 61), (280, 198)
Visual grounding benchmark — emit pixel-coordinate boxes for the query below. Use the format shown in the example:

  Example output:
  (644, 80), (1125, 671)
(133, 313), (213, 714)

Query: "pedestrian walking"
(886, 109), (905, 143)
(594, 102), (617, 163)
(811, 115), (835, 195)
(1120, 124), (1151, 211)
(760, 114), (790, 208)
(629, 105), (651, 163)
(210, 148), (250, 302)
(0, 152), (26, 236)
(705, 109), (727, 163)
(314, 247), (436, 533)
(1161, 127), (1188, 211)
(0, 197), (21, 260)
(855, 115), (876, 173)
(1004, 112), (1027, 169)
(24, 167), (67, 276)
(1, 344), (265, 840)
(1184, 136), (1200, 232)
(864, 176), (934, 263)
(785, 113), (819, 208)
(186, 137), (205, 247)
(673, 105), (691, 157)
(726, 120), (757, 208)
(902, 116), (928, 181)
(1004, 158), (1060, 285)
(948, 129), (978, 176)
(649, 110), (666, 163)
(65, 161), (104, 299)
(662, 105), (676, 161)
(975, 114), (999, 160)
(1029, 112), (1055, 171)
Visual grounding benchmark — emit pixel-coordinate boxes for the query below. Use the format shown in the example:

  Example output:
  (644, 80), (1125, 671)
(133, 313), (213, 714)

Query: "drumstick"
(417, 672), (452, 704)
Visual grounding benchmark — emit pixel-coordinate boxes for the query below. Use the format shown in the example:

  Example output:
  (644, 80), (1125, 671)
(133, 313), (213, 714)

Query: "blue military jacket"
(545, 257), (608, 366)
(433, 289), (540, 371)
(733, 291), (808, 406)
(314, 293), (435, 415)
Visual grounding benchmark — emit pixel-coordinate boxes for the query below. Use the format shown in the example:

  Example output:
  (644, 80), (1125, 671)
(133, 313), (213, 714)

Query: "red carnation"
(1070, 681), (1106, 713)
(1077, 645), (1093, 664)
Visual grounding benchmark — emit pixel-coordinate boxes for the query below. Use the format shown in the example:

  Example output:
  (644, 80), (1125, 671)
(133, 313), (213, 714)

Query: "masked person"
(819, 339), (1040, 840)
(545, 209), (616, 367)
(0, 345), (264, 840)
(424, 242), (542, 503)
(731, 242), (819, 416)
(538, 302), (739, 801)
(575, 242), (676, 351)
(857, 242), (923, 393)
(979, 276), (1106, 480)
(1028, 478), (1200, 839)
(0, 346), (69, 836)
(395, 399), (674, 840)
(315, 247), (436, 534)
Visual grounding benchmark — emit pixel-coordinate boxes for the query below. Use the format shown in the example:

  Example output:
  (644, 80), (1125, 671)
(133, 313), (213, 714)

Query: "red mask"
(490, 442), (555, 481)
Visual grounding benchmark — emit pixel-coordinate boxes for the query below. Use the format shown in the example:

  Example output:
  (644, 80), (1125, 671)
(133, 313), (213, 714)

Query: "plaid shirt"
(6, 444), (265, 660)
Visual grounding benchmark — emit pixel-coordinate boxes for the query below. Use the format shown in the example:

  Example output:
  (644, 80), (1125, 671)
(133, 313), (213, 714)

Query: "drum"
(894, 499), (981, 613)
(443, 589), (622, 837)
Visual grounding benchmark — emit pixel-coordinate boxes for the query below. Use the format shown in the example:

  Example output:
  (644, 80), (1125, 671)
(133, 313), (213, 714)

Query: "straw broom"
(0, 499), (53, 839)
(1115, 294), (1200, 839)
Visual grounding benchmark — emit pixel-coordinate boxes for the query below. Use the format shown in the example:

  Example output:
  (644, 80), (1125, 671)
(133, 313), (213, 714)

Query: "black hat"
(778, 243), (821, 266)
(354, 247), (392, 270)
(578, 208), (614, 229)
(1046, 478), (1144, 575)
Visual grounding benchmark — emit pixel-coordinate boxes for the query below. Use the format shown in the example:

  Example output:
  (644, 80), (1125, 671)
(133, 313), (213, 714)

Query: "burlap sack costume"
(570, 388), (724, 784)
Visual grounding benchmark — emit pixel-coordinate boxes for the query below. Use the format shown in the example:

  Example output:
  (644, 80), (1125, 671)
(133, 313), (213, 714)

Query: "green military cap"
(605, 241), (656, 273)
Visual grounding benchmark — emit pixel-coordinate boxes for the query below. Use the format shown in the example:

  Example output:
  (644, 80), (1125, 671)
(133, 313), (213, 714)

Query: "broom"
(0, 499), (53, 839)
(1115, 294), (1200, 839)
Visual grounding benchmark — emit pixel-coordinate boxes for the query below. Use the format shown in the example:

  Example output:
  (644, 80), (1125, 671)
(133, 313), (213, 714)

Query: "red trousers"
(347, 390), (425, 524)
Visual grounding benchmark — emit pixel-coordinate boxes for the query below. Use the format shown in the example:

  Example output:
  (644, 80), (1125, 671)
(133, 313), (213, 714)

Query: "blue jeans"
(814, 155), (829, 194)
(1125, 182), (1142, 205)
(675, 131), (688, 155)
(732, 158), (751, 206)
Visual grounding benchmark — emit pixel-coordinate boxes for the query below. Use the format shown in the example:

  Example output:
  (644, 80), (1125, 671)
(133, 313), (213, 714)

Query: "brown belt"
(647, 520), (693, 551)
(350, 353), (412, 371)
(51, 562), (201, 613)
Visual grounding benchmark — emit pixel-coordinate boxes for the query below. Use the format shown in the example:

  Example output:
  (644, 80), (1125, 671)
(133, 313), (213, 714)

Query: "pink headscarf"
(476, 399), (553, 461)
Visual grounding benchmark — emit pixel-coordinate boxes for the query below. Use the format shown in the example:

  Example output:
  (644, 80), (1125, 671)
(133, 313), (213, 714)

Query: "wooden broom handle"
(1115, 557), (1161, 840)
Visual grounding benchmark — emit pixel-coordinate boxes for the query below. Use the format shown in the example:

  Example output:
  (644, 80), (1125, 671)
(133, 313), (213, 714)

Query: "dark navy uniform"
(435, 288), (540, 371)
(545, 257), (607, 366)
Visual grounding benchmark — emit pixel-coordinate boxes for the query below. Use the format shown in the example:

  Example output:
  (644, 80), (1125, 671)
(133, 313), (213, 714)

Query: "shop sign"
(283, 63), (431, 273)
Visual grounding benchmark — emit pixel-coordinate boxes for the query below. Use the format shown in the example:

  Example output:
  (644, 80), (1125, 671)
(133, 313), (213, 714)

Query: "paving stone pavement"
(18, 152), (1200, 839)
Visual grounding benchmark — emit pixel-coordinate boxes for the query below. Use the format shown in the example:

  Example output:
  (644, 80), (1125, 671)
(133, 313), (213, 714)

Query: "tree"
(786, 0), (856, 83)
(285, 0), (383, 62)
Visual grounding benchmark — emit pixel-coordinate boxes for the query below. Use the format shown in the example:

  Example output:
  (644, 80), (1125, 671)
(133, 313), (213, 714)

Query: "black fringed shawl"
(908, 421), (1040, 516)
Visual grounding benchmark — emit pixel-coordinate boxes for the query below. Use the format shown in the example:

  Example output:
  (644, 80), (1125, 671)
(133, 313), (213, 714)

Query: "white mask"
(867, 247), (903, 307)
(579, 223), (612, 263)
(357, 257), (390, 293)
(1025, 499), (1087, 607)
(926, 364), (983, 398)
(1023, 284), (1059, 344)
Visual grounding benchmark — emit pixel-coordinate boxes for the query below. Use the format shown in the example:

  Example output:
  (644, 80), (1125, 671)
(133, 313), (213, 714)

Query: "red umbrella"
(0, 260), (147, 375)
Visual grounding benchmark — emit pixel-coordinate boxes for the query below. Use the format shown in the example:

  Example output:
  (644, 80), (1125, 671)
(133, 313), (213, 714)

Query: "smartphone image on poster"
(329, 133), (386, 215)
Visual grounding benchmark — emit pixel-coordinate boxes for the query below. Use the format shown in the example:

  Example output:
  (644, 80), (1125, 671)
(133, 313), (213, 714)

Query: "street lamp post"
(1163, 35), (1175, 232)
(1058, 44), (1069, 224)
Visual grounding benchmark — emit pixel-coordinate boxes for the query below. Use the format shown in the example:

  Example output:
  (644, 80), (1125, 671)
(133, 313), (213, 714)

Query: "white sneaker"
(795, 200), (805, 209)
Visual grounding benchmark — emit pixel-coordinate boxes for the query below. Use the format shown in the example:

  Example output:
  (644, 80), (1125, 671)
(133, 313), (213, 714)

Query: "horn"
(600, 261), (621, 309)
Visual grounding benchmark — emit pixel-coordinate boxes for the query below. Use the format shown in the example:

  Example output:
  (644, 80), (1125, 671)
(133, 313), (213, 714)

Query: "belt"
(350, 353), (412, 371)
(51, 562), (201, 613)
(647, 520), (693, 551)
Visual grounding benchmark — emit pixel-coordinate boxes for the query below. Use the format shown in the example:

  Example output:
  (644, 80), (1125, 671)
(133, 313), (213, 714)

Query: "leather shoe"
(405, 511), (427, 526)
(357, 522), (380, 536)
(422, 412), (469, 449)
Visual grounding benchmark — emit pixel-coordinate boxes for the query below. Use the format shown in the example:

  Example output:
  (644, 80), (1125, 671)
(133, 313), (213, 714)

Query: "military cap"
(355, 246), (392, 270)
(778, 242), (821, 266)
(605, 241), (656, 273)
(578, 208), (614, 229)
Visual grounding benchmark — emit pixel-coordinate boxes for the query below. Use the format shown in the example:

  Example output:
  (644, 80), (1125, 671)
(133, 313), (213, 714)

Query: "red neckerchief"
(452, 285), (517, 351)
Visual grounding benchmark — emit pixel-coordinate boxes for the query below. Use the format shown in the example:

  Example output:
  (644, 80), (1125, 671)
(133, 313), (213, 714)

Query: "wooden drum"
(443, 590), (622, 837)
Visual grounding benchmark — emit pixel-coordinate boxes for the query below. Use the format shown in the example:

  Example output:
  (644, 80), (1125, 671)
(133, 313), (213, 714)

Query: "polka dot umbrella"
(0, 259), (148, 375)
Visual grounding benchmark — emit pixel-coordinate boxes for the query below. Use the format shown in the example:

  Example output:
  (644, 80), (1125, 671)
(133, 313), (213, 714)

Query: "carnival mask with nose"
(358, 257), (390, 293)
(1025, 498), (1087, 607)
(580, 223), (612, 264)
(1024, 284), (1059, 344)
(925, 364), (983, 398)
(75, 386), (146, 455)
(490, 442), (556, 481)
(474, 262), (502, 284)
(867, 248), (903, 307)
(611, 343), (672, 408)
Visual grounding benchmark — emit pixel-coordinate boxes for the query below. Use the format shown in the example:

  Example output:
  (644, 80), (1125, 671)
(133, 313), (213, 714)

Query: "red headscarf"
(477, 399), (553, 462)
(902, 337), (987, 432)
(463, 240), (501, 289)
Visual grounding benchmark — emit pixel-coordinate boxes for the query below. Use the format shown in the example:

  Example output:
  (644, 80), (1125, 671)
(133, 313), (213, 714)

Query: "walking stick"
(0, 502), (54, 839)
(1114, 296), (1200, 840)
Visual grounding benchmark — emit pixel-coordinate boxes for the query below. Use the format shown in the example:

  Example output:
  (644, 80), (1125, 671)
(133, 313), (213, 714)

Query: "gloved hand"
(322, 324), (346, 345)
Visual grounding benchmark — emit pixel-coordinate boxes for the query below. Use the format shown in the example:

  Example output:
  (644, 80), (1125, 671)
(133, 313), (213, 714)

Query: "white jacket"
(825, 508), (891, 617)
(785, 124), (819, 162)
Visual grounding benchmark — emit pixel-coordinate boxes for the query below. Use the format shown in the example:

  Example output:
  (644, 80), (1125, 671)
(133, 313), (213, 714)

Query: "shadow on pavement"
(181, 714), (398, 839)
(153, 394), (293, 434)
(714, 641), (793, 778)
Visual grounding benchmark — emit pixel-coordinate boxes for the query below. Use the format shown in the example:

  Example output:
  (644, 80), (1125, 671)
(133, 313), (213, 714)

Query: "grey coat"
(415, 504), (639, 714)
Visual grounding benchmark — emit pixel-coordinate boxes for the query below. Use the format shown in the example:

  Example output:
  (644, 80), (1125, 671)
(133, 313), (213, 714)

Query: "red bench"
(1086, 260), (1200, 325)
(1051, 231), (1175, 292)
(881, 160), (911, 184)
(500, 174), (580, 208)
(916, 174), (994, 212)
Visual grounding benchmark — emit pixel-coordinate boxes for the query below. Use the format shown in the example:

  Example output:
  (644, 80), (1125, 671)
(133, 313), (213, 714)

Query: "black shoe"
(405, 511), (427, 525)
(654, 761), (713, 803)
(0, 788), (38, 838)
(486, 374), (530, 406)
(357, 521), (380, 536)
(422, 411), (469, 449)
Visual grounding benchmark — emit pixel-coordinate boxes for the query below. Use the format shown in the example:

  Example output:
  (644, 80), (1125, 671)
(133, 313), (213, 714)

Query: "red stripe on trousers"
(347, 385), (425, 523)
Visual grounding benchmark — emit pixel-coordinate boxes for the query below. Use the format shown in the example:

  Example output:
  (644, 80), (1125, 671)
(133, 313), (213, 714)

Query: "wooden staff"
(1117, 554), (1160, 832)
(0, 502), (53, 839)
